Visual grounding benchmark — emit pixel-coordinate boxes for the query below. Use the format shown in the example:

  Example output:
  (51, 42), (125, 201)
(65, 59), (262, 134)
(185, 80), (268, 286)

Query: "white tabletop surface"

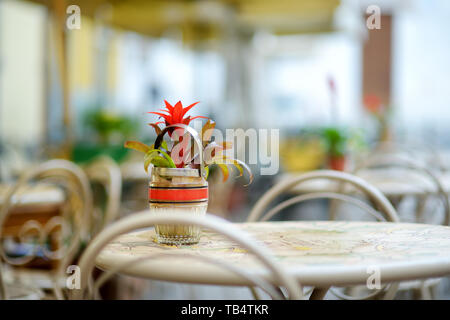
(96, 220), (450, 287)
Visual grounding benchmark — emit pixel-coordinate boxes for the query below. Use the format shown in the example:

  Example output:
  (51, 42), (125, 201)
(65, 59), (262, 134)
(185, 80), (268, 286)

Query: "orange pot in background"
(328, 155), (346, 171)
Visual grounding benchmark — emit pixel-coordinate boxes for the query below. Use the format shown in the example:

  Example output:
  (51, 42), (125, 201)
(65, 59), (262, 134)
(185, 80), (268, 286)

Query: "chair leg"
(248, 286), (261, 300)
(415, 195), (428, 223)
(419, 282), (433, 300)
(0, 264), (6, 300)
(381, 283), (399, 300)
(309, 287), (329, 300)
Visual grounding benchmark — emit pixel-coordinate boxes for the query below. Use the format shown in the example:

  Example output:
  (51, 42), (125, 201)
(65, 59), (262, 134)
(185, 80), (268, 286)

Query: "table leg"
(248, 287), (261, 300)
(309, 287), (330, 300)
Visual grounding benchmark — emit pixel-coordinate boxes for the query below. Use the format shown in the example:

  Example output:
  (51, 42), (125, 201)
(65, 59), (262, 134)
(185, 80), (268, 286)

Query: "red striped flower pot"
(149, 167), (208, 245)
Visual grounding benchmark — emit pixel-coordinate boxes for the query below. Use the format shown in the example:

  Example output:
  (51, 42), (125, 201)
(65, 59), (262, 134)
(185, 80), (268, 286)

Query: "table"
(96, 221), (450, 297)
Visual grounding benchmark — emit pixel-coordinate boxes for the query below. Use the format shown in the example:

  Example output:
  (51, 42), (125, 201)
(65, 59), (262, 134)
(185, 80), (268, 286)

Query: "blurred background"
(1, 0), (450, 300)
(1, 0), (450, 217)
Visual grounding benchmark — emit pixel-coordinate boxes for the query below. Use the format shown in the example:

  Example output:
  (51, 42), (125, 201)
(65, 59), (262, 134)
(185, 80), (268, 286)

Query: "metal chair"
(0, 159), (93, 299)
(248, 170), (399, 223)
(354, 154), (450, 299)
(359, 140), (445, 172)
(248, 170), (400, 300)
(84, 156), (122, 235)
(354, 154), (450, 226)
(69, 212), (303, 300)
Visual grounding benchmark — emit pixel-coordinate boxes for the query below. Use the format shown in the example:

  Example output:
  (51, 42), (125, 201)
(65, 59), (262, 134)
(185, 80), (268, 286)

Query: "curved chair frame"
(84, 156), (122, 233)
(72, 212), (303, 300)
(0, 159), (93, 299)
(86, 253), (286, 300)
(248, 170), (399, 223)
(261, 192), (387, 222)
(354, 154), (450, 300)
(365, 140), (443, 171)
(354, 154), (450, 226)
(0, 261), (5, 299)
(247, 170), (400, 300)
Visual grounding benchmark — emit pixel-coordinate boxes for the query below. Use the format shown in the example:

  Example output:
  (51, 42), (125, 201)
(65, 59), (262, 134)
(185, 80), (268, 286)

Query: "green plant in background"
(72, 109), (140, 164)
(83, 109), (139, 145)
(318, 126), (368, 171)
(321, 126), (348, 157)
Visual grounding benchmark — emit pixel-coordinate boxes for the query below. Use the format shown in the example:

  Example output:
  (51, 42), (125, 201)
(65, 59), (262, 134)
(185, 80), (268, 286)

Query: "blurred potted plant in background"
(84, 108), (138, 145)
(321, 127), (348, 171)
(320, 127), (367, 171)
(72, 108), (139, 163)
(363, 95), (392, 143)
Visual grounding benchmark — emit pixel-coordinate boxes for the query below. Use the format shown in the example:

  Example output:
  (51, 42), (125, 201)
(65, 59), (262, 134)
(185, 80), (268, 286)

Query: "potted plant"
(321, 127), (348, 171)
(73, 108), (138, 163)
(124, 100), (252, 245)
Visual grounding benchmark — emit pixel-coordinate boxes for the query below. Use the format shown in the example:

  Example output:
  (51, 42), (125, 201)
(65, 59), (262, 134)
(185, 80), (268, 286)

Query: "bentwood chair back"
(0, 159), (93, 299)
(248, 170), (399, 223)
(354, 154), (450, 300)
(0, 260), (5, 299)
(70, 212), (303, 300)
(354, 154), (450, 226)
(84, 156), (122, 235)
(247, 170), (400, 300)
(363, 140), (444, 172)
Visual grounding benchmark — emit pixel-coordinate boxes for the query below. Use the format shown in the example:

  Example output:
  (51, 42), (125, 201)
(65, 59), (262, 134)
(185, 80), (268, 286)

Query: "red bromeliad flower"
(148, 100), (208, 168)
(363, 94), (382, 114)
(148, 100), (207, 136)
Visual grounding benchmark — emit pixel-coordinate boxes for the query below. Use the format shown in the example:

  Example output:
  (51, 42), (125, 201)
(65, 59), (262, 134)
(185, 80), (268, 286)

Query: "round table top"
(96, 220), (450, 287)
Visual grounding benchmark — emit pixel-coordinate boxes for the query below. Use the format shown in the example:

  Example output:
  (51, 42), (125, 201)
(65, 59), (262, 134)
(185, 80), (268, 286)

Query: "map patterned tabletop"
(96, 221), (450, 287)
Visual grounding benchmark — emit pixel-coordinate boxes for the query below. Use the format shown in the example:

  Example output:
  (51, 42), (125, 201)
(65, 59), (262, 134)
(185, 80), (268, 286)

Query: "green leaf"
(144, 154), (171, 172)
(161, 141), (169, 151)
(156, 148), (176, 168)
(204, 166), (210, 180)
(201, 119), (216, 147)
(151, 156), (171, 168)
(321, 127), (347, 157)
(217, 164), (229, 182)
(211, 156), (253, 186)
(232, 158), (254, 186)
(124, 141), (152, 153)
(143, 149), (176, 172)
(144, 150), (160, 172)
